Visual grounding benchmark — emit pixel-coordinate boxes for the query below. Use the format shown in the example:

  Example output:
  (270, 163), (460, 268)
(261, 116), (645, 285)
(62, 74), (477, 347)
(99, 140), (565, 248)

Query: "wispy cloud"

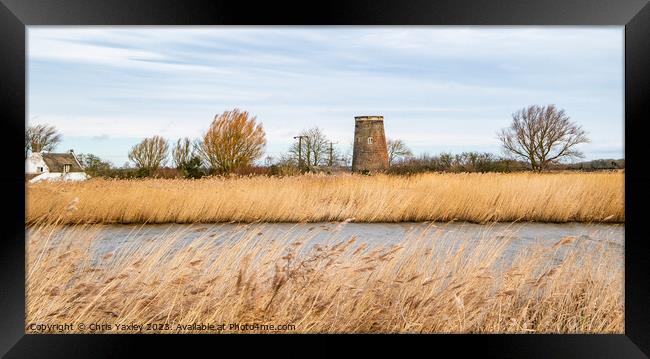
(28, 27), (624, 164)
(91, 134), (110, 141)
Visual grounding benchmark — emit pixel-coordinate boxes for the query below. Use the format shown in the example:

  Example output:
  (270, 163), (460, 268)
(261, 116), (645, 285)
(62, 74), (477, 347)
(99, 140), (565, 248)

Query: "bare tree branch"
(128, 135), (169, 172)
(26, 124), (62, 157)
(387, 138), (413, 165)
(497, 105), (589, 172)
(172, 137), (194, 168)
(288, 127), (330, 167)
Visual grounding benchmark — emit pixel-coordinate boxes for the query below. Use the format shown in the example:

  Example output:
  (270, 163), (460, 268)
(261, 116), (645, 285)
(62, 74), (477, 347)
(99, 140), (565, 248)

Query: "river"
(31, 222), (623, 267)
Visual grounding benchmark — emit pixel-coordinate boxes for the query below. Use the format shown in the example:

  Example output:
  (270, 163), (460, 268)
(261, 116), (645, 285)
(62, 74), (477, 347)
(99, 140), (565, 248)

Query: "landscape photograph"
(25, 26), (624, 334)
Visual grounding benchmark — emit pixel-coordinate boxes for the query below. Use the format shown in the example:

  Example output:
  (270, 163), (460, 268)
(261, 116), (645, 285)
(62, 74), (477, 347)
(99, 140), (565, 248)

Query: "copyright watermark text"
(26, 322), (296, 333)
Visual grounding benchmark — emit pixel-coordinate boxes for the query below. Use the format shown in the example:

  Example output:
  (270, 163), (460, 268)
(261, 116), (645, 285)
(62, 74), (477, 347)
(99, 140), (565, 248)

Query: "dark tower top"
(352, 116), (389, 172)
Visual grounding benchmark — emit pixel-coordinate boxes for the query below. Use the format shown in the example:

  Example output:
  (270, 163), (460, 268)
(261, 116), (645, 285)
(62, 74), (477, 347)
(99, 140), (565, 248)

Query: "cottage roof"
(41, 153), (84, 172)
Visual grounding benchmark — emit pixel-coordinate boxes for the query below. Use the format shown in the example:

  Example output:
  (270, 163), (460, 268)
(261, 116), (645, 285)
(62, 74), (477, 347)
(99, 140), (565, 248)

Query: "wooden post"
(293, 135), (308, 172)
(328, 141), (338, 167)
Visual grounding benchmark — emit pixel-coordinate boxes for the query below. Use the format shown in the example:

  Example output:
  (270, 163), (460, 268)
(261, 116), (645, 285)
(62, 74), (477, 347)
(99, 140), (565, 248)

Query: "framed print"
(1, 0), (649, 357)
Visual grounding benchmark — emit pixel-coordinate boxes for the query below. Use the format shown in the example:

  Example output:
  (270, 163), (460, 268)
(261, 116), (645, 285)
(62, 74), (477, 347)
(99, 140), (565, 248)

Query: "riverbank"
(26, 222), (623, 333)
(26, 172), (624, 225)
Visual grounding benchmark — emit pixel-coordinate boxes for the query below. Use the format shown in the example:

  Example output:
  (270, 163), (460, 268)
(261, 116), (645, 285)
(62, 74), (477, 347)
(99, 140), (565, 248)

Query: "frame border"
(1, 0), (648, 357)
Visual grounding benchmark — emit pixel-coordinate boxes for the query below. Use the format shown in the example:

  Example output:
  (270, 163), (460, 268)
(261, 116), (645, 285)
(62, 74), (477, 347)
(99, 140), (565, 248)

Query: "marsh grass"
(26, 172), (624, 225)
(26, 223), (623, 334)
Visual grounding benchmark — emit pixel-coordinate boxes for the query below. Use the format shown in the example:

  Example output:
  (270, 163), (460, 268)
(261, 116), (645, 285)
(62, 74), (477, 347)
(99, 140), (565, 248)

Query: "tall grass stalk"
(26, 223), (623, 333)
(26, 172), (624, 225)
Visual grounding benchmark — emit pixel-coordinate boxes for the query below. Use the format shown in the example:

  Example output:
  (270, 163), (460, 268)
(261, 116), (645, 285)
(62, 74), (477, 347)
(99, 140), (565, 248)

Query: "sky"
(27, 27), (624, 166)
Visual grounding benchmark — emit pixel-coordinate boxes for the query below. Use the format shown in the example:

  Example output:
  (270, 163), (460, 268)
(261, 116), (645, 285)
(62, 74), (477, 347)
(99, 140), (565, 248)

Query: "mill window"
(367, 137), (373, 145)
(63, 164), (71, 173)
(37, 167), (43, 173)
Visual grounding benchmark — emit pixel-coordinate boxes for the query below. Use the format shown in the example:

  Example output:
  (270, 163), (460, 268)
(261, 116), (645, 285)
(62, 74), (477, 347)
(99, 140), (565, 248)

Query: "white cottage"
(26, 150), (89, 183)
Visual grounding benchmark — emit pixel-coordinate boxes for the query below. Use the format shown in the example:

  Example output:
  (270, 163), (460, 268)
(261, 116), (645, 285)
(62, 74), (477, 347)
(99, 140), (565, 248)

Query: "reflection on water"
(32, 222), (623, 268)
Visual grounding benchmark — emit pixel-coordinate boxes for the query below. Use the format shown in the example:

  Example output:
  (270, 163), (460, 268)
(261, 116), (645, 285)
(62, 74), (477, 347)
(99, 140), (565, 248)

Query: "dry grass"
(26, 172), (624, 225)
(26, 223), (623, 334)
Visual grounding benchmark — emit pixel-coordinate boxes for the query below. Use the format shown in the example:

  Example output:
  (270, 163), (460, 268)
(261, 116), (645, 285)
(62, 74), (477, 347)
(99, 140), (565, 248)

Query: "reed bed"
(26, 172), (624, 225)
(26, 223), (623, 334)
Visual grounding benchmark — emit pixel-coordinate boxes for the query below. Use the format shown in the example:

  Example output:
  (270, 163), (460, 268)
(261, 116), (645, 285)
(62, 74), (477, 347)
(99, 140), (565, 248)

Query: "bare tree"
(172, 137), (193, 168)
(289, 127), (329, 167)
(264, 155), (275, 167)
(198, 108), (266, 174)
(76, 153), (112, 177)
(25, 124), (62, 157)
(25, 131), (30, 158)
(387, 138), (413, 165)
(339, 141), (354, 167)
(128, 135), (169, 171)
(171, 137), (205, 178)
(497, 105), (589, 172)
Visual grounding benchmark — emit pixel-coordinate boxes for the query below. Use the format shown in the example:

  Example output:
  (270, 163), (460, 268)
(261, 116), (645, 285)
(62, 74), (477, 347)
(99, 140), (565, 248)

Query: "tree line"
(26, 104), (617, 178)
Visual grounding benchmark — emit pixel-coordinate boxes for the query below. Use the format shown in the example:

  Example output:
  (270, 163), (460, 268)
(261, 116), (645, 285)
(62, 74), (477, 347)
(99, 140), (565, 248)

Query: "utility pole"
(293, 135), (308, 171)
(328, 141), (338, 167)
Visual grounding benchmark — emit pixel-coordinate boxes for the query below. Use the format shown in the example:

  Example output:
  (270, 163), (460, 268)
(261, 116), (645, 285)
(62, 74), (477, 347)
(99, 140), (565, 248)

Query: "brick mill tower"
(352, 115), (389, 172)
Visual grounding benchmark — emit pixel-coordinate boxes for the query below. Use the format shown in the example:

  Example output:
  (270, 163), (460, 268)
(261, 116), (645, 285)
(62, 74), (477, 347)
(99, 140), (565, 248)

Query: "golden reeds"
(25, 223), (623, 334)
(26, 172), (624, 225)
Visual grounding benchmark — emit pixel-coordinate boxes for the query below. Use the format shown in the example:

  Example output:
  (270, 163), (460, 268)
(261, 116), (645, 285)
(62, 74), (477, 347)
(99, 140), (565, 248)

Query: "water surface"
(34, 222), (623, 267)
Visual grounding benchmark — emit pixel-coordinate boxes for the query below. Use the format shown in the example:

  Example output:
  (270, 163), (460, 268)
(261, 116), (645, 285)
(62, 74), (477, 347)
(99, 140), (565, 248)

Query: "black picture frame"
(1, 0), (648, 357)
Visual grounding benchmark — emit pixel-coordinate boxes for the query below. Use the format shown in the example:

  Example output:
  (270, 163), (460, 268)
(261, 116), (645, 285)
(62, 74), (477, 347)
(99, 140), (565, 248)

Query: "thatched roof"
(42, 153), (84, 173)
(25, 173), (40, 181)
